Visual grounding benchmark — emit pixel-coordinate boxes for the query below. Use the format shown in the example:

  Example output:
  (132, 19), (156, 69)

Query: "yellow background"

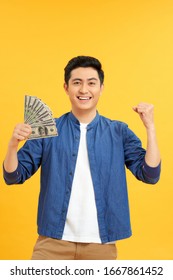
(0, 0), (172, 260)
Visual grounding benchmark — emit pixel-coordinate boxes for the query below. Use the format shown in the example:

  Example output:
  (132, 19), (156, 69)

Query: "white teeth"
(78, 97), (90, 100)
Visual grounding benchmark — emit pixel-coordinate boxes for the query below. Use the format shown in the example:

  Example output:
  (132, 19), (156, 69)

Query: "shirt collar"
(69, 111), (100, 128)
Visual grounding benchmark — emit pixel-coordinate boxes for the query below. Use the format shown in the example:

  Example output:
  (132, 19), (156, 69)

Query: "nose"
(79, 83), (88, 94)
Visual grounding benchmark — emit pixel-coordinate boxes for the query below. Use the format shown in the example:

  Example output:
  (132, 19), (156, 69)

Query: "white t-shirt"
(62, 123), (101, 243)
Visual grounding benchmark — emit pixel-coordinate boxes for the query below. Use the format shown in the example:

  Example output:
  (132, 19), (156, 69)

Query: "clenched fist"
(133, 103), (155, 129)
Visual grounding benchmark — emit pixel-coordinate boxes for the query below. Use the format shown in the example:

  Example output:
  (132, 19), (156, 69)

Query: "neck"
(71, 108), (97, 124)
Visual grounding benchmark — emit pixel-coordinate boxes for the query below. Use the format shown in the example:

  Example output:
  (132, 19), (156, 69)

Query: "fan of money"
(24, 95), (58, 139)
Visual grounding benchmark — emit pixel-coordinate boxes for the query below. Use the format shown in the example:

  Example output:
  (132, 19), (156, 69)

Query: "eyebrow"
(71, 77), (99, 82)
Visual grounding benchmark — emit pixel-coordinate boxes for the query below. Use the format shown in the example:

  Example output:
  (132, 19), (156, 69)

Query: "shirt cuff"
(3, 163), (21, 184)
(142, 160), (161, 179)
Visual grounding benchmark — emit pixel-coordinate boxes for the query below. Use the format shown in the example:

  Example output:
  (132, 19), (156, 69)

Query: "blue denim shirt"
(3, 112), (161, 243)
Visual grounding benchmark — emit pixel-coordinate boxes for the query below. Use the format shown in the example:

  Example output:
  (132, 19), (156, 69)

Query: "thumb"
(132, 106), (138, 112)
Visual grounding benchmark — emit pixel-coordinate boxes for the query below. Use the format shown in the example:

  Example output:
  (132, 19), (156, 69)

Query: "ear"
(64, 83), (69, 95)
(100, 84), (104, 95)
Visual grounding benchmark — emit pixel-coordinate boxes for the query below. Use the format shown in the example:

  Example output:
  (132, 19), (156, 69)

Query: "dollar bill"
(29, 124), (58, 139)
(24, 95), (58, 139)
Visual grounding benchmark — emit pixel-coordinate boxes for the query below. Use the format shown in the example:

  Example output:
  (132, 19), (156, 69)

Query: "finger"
(13, 133), (26, 141)
(15, 124), (31, 133)
(13, 124), (32, 140)
(16, 123), (31, 130)
(136, 103), (154, 110)
(132, 106), (145, 114)
(133, 104), (153, 114)
(132, 106), (138, 112)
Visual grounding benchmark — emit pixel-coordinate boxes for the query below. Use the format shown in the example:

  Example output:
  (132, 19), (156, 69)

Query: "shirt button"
(66, 189), (70, 195)
(69, 171), (73, 176)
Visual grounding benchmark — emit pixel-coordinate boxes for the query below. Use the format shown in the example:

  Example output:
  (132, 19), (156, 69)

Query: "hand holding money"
(24, 95), (58, 139)
(5, 95), (58, 175)
(9, 123), (32, 148)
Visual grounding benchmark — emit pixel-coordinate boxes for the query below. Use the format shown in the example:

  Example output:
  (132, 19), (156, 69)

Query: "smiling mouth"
(77, 96), (92, 100)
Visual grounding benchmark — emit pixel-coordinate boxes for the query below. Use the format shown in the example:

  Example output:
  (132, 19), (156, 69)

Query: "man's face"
(64, 67), (104, 114)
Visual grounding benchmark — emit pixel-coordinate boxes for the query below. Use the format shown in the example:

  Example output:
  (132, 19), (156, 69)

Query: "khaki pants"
(31, 236), (117, 260)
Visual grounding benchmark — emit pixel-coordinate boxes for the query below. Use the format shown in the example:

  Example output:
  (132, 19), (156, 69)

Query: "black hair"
(64, 55), (104, 85)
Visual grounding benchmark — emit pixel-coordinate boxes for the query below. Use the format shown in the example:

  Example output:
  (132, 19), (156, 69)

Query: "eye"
(89, 81), (96, 86)
(73, 81), (81, 85)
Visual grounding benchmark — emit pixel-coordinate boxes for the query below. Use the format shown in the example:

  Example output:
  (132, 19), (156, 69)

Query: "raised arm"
(132, 103), (161, 167)
(4, 123), (32, 172)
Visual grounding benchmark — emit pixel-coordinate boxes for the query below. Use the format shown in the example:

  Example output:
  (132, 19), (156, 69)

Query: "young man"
(3, 56), (161, 260)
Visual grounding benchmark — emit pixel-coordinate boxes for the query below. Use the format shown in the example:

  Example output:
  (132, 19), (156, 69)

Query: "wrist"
(146, 124), (156, 132)
(8, 138), (19, 150)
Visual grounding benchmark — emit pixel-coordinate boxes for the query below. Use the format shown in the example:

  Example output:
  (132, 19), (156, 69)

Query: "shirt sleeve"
(142, 160), (161, 178)
(123, 124), (161, 184)
(3, 163), (22, 185)
(3, 139), (43, 185)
